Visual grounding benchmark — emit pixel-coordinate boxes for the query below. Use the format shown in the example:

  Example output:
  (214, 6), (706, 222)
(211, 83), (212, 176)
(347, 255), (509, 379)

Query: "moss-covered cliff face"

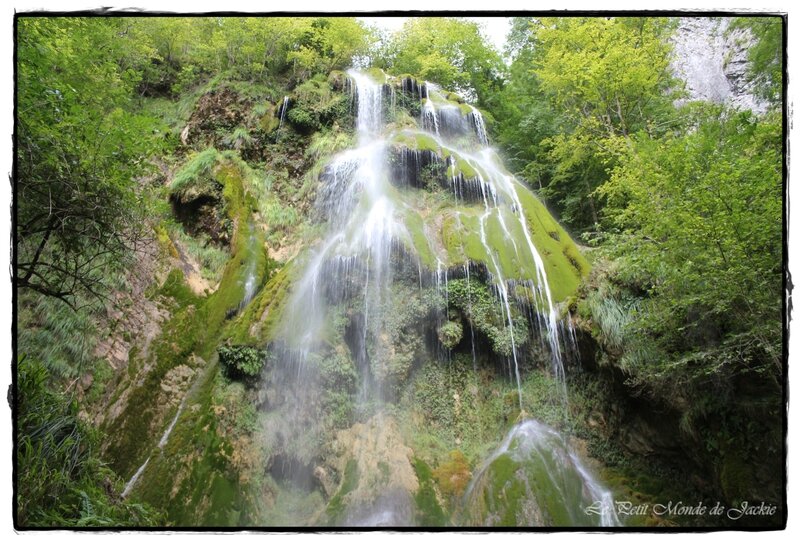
(97, 69), (649, 528)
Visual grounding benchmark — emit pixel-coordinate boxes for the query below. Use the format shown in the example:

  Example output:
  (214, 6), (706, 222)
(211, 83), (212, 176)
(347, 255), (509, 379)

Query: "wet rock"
(327, 414), (419, 526)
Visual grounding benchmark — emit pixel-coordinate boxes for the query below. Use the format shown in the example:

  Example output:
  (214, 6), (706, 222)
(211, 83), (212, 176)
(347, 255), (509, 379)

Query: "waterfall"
(121, 458), (150, 499)
(264, 70), (613, 527)
(278, 96), (289, 130)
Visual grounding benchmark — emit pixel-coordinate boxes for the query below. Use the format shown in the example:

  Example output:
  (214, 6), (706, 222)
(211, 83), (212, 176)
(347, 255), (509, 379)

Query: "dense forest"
(14, 15), (785, 528)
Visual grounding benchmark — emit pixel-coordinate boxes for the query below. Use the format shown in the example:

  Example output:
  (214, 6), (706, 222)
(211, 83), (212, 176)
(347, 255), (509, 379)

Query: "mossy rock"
(463, 422), (616, 527)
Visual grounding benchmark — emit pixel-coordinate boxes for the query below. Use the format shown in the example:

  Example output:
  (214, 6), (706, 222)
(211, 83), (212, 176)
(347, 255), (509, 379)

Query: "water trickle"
(238, 224), (259, 312)
(121, 397), (186, 499)
(469, 105), (489, 146)
(278, 96), (289, 130)
(121, 458), (150, 499)
(422, 99), (440, 136)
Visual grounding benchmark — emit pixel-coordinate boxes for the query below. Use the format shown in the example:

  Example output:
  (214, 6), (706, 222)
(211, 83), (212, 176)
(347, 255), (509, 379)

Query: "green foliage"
(17, 17), (165, 305)
(382, 18), (505, 106)
(730, 17), (783, 105)
(318, 350), (358, 429)
(133, 17), (372, 89)
(446, 279), (528, 357)
(286, 18), (375, 82)
(218, 345), (265, 380)
(288, 75), (350, 132)
(437, 320), (464, 349)
(492, 17), (678, 233)
(16, 356), (161, 527)
(305, 128), (355, 162)
(596, 105), (782, 385)
(221, 126), (254, 150)
(17, 292), (103, 379)
(401, 356), (511, 466)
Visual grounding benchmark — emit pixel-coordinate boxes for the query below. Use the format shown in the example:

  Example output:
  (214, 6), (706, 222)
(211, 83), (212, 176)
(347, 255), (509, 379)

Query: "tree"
(495, 17), (678, 232)
(385, 18), (505, 106)
(286, 17), (375, 82)
(16, 18), (162, 307)
(597, 105), (783, 382)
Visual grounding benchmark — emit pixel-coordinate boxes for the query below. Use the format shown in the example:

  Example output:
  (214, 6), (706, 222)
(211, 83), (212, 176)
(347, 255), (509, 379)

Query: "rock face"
(671, 17), (768, 114)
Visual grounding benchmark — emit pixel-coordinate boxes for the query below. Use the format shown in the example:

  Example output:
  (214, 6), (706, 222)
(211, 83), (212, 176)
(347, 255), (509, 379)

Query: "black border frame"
(10, 9), (790, 533)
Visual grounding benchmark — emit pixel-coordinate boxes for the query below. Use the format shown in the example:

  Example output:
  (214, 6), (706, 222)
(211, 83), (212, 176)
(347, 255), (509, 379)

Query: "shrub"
(217, 345), (265, 380)
(437, 320), (463, 349)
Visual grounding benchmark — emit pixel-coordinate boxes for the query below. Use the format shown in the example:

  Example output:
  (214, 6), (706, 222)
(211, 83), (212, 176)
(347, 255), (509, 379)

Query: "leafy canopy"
(383, 17), (505, 106)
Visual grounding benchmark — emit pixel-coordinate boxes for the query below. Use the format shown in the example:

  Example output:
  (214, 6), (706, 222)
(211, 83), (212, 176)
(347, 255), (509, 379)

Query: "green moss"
(403, 210), (437, 269)
(451, 156), (477, 179)
(155, 223), (179, 259)
(326, 459), (360, 525)
(160, 269), (200, 308)
(445, 91), (465, 104)
(441, 213), (465, 264)
(104, 155), (271, 512)
(513, 181), (591, 302)
(225, 260), (295, 345)
(412, 457), (448, 526)
(259, 108), (280, 133)
(393, 131), (441, 153)
(132, 365), (254, 526)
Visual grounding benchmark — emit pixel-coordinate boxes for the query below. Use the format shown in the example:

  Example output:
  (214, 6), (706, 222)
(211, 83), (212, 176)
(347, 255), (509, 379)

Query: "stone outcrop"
(671, 17), (769, 114)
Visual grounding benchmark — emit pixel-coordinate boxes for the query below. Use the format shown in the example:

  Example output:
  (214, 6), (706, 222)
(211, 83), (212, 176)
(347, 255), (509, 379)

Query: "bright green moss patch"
(412, 457), (448, 526)
(403, 210), (437, 269)
(160, 269), (200, 308)
(326, 459), (360, 525)
(451, 156), (477, 179)
(513, 181), (590, 302)
(393, 130), (441, 153)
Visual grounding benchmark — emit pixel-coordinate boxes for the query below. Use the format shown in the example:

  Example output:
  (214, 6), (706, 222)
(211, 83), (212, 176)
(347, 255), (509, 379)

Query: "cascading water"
(462, 420), (620, 527)
(263, 69), (617, 527)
